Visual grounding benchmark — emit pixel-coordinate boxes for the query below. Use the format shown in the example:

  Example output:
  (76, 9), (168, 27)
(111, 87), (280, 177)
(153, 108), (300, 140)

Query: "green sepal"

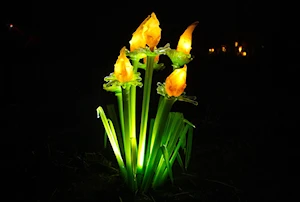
(103, 72), (143, 93)
(166, 49), (193, 69)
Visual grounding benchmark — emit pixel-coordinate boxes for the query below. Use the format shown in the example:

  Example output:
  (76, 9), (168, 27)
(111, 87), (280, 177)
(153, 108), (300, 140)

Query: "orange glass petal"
(129, 12), (161, 51)
(129, 16), (149, 51)
(114, 47), (134, 82)
(143, 12), (161, 50)
(165, 65), (187, 97)
(176, 21), (199, 54)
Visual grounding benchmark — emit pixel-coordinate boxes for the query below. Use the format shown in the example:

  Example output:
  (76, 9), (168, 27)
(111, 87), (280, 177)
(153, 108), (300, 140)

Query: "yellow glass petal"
(143, 12), (161, 50)
(114, 47), (134, 82)
(177, 21), (199, 54)
(165, 65), (187, 97)
(129, 16), (150, 51)
(129, 12), (161, 51)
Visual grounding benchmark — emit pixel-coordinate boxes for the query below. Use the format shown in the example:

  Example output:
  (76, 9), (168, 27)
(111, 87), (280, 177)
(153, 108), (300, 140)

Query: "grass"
(20, 124), (250, 202)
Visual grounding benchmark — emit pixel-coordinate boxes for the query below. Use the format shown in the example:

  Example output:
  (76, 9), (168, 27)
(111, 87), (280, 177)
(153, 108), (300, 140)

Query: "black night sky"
(5, 1), (288, 201)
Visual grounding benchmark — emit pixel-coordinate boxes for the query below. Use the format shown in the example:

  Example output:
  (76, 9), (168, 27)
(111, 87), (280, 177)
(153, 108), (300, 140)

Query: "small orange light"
(222, 46), (226, 52)
(235, 42), (238, 47)
(242, 52), (247, 56)
(238, 46), (242, 53)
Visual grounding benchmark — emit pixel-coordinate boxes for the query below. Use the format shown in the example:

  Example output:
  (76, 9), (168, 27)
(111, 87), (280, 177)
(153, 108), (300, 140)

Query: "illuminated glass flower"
(156, 65), (197, 105)
(129, 12), (161, 51)
(114, 46), (134, 83)
(103, 47), (142, 92)
(165, 65), (187, 97)
(176, 21), (199, 54)
(166, 22), (198, 68)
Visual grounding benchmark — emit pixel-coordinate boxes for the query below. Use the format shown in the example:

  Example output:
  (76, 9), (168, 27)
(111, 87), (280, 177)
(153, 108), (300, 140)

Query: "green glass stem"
(122, 86), (134, 190)
(130, 59), (139, 177)
(159, 125), (190, 185)
(137, 56), (155, 173)
(116, 92), (125, 152)
(149, 97), (176, 155)
(141, 96), (176, 192)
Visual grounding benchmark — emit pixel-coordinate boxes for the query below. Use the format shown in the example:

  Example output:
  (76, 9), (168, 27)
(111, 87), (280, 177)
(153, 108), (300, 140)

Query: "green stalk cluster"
(97, 53), (196, 193)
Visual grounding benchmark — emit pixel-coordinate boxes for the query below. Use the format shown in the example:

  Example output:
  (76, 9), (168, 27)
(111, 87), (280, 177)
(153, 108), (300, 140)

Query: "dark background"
(4, 1), (287, 201)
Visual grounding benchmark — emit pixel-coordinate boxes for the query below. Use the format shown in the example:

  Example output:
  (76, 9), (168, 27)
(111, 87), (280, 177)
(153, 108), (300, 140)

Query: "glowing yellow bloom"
(176, 21), (199, 54)
(129, 17), (148, 51)
(114, 46), (134, 83)
(165, 65), (187, 97)
(129, 12), (161, 51)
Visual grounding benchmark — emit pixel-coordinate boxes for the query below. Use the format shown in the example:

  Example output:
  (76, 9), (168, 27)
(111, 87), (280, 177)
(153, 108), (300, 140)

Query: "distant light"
(9, 24), (13, 28)
(235, 42), (238, 47)
(221, 46), (226, 52)
(242, 52), (247, 56)
(238, 46), (242, 53)
(209, 48), (214, 53)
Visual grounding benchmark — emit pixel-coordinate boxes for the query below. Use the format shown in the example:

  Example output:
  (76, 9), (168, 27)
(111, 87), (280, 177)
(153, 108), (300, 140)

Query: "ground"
(19, 123), (252, 202)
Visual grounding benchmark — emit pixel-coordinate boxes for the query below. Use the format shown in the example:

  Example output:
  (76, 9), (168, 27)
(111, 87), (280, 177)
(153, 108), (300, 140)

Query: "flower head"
(129, 12), (161, 51)
(165, 65), (187, 97)
(114, 47), (134, 83)
(176, 21), (199, 54)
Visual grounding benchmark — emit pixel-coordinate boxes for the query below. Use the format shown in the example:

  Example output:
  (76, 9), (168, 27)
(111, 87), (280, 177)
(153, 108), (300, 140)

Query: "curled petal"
(129, 12), (161, 51)
(165, 65), (187, 97)
(114, 47), (134, 83)
(143, 13), (161, 50)
(178, 94), (198, 105)
(177, 21), (199, 54)
(129, 16), (149, 51)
